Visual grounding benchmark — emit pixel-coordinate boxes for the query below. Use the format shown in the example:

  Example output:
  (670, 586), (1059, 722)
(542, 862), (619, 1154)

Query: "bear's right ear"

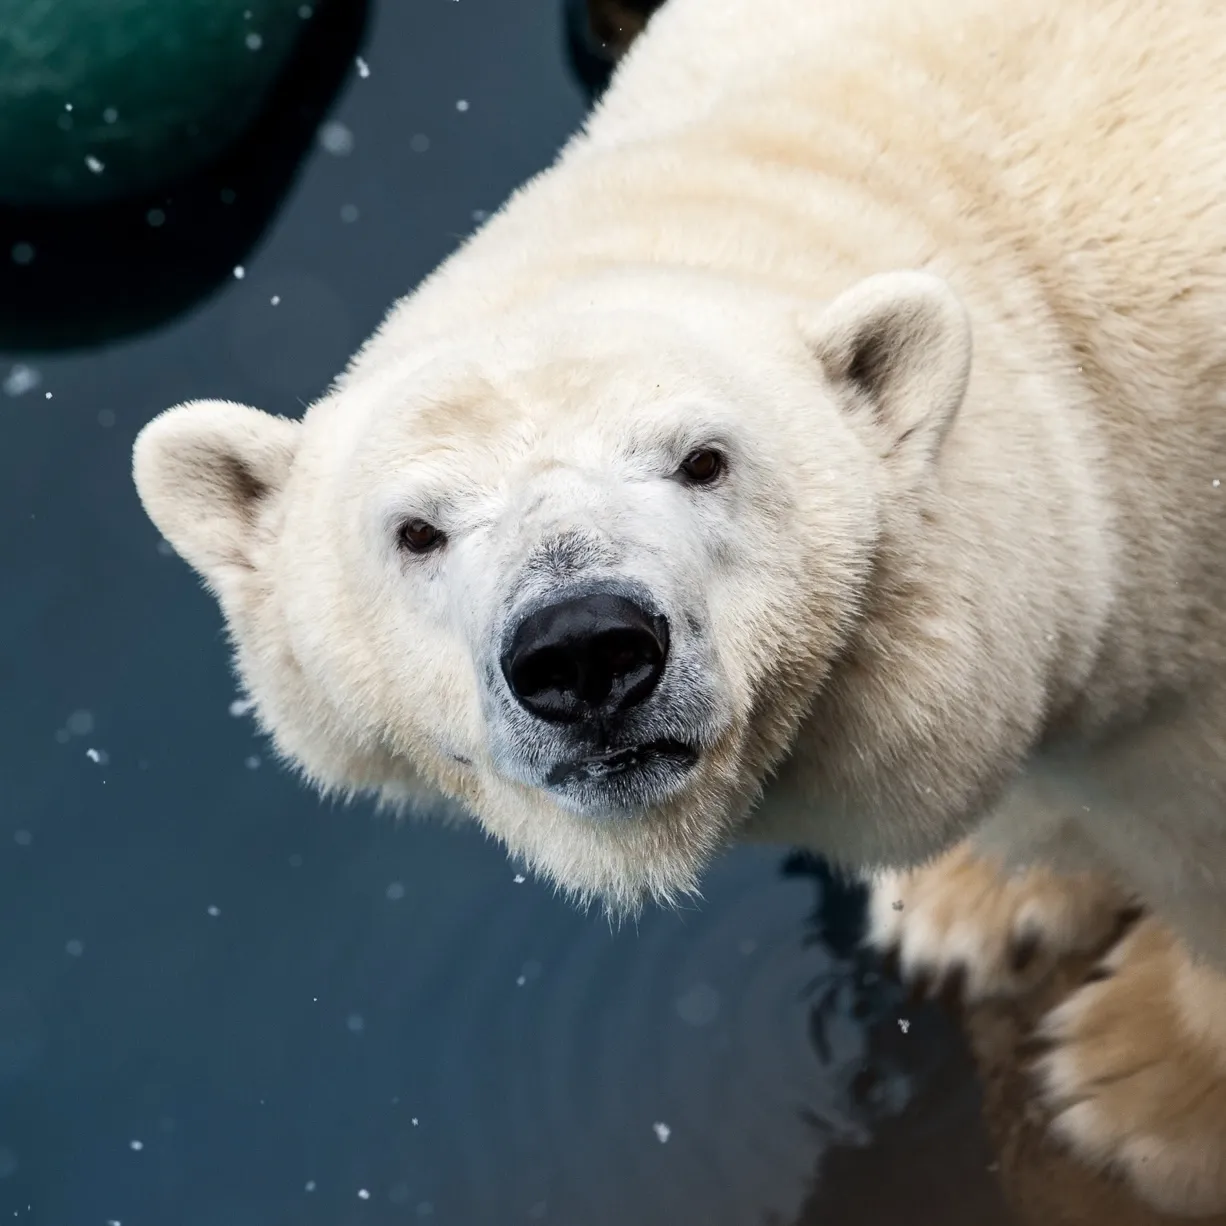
(132, 400), (300, 591)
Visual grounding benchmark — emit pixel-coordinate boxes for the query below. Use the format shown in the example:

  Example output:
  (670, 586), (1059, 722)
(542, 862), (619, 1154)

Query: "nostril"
(588, 627), (663, 706)
(510, 646), (575, 703)
(502, 593), (669, 723)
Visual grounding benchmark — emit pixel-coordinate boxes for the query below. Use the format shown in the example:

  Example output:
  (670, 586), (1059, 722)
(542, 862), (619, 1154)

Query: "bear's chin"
(542, 738), (701, 817)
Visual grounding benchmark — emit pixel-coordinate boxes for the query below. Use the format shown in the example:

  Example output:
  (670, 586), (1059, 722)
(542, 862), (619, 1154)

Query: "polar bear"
(133, 0), (1226, 1212)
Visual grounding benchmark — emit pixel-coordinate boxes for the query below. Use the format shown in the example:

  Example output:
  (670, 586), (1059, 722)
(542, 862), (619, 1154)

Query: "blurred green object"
(0, 0), (367, 351)
(0, 0), (311, 207)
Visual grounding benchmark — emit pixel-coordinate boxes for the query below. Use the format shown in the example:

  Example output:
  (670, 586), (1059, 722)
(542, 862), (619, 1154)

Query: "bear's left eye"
(398, 518), (446, 554)
(677, 447), (725, 485)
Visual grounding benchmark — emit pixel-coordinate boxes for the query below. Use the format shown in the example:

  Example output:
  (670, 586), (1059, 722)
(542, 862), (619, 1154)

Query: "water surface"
(0, 3), (1008, 1222)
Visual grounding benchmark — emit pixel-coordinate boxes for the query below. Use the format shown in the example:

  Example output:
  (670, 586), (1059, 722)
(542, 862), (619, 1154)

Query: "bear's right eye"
(397, 518), (446, 554)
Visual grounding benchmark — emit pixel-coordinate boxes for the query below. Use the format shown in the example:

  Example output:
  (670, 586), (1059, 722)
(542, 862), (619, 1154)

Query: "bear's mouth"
(545, 738), (697, 787)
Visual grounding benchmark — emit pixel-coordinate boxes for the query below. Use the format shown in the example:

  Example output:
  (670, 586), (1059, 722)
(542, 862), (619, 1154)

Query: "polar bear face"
(134, 270), (970, 909)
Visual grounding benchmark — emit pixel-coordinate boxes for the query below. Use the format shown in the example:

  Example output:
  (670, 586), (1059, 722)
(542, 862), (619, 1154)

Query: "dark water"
(0, 3), (1008, 1222)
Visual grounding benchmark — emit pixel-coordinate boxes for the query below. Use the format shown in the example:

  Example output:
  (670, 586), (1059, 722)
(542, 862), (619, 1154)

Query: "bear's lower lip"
(545, 739), (697, 787)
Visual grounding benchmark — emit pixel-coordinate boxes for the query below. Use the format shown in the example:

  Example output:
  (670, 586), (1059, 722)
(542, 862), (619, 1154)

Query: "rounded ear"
(132, 400), (300, 587)
(804, 271), (972, 469)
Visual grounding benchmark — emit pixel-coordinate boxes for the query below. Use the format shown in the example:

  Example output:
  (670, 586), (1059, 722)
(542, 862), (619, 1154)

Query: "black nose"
(502, 593), (669, 723)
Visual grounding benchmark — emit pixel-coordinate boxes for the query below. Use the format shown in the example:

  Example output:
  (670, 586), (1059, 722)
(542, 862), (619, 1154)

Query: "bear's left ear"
(133, 399), (301, 595)
(804, 271), (971, 470)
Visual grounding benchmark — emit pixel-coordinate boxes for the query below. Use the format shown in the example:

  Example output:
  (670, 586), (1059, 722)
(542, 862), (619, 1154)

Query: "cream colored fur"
(133, 0), (1226, 1210)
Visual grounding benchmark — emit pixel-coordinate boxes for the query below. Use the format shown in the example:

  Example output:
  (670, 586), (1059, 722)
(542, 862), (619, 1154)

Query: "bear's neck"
(755, 283), (1123, 869)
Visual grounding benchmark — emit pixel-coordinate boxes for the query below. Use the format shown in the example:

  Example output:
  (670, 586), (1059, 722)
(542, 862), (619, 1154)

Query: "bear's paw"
(867, 842), (1133, 1001)
(1034, 916), (1226, 1217)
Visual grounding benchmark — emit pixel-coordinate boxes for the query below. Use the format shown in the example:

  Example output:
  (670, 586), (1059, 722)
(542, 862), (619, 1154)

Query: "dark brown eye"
(398, 518), (445, 554)
(678, 447), (724, 485)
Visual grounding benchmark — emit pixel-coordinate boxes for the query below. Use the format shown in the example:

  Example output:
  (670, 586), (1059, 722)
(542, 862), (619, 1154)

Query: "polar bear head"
(133, 269), (970, 910)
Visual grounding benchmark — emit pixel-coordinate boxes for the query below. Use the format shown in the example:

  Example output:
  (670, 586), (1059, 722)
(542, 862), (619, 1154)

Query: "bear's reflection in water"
(779, 854), (1011, 1225)
(784, 855), (1226, 1226)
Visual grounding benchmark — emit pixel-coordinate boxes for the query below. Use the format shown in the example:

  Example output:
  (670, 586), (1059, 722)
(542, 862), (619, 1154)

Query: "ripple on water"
(364, 844), (914, 1226)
